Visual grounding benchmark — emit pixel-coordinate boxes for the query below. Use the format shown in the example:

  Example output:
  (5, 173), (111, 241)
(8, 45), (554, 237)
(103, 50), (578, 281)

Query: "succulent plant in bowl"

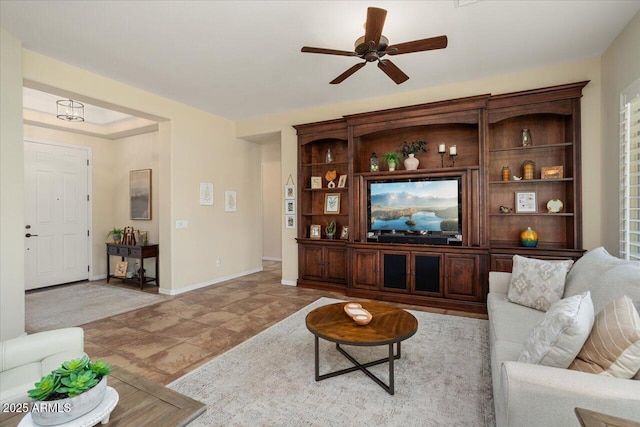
(325, 221), (336, 239)
(29, 356), (112, 425)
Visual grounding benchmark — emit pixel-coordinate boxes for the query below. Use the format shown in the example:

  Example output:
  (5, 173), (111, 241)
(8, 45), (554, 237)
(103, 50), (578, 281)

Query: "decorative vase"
(325, 148), (334, 163)
(31, 377), (107, 426)
(520, 227), (538, 247)
(522, 160), (535, 180)
(404, 153), (419, 170)
(388, 161), (396, 171)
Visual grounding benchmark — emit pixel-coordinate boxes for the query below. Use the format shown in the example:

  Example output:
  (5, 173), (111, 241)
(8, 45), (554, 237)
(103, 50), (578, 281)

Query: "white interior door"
(24, 140), (89, 290)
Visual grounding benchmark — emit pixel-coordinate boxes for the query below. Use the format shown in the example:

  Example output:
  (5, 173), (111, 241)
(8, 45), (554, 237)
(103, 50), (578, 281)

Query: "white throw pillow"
(507, 255), (574, 312)
(518, 292), (594, 368)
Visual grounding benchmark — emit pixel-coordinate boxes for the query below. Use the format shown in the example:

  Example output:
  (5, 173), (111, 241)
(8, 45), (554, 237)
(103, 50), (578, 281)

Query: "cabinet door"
(299, 245), (324, 281)
(352, 249), (379, 290)
(412, 253), (442, 296)
(382, 251), (409, 293)
(325, 247), (347, 283)
(444, 254), (480, 301)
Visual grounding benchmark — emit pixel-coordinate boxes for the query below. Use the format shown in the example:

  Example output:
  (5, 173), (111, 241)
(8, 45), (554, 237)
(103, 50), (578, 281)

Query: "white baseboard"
(262, 257), (282, 262)
(159, 266), (264, 296)
(281, 279), (296, 286)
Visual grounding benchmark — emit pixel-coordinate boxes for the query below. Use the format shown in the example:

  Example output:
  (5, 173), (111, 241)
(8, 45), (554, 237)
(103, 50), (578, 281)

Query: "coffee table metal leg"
(314, 335), (320, 381)
(388, 343), (394, 395)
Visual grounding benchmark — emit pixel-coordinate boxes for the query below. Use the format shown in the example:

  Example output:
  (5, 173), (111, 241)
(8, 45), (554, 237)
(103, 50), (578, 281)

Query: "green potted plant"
(28, 356), (112, 425)
(383, 152), (402, 171)
(106, 227), (124, 244)
(398, 140), (427, 170)
(325, 221), (336, 239)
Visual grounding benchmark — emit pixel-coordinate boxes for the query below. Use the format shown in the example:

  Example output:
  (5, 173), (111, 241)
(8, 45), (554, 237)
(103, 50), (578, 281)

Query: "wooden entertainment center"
(294, 82), (588, 313)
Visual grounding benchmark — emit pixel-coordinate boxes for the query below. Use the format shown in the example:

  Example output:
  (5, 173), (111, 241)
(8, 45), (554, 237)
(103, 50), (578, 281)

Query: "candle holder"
(438, 144), (446, 168)
(449, 145), (458, 167)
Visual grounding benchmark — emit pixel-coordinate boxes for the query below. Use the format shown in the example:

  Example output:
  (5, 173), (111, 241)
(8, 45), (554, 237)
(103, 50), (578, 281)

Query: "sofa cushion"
(569, 295), (640, 379)
(507, 255), (574, 312)
(488, 293), (545, 344)
(518, 292), (594, 368)
(563, 246), (640, 313)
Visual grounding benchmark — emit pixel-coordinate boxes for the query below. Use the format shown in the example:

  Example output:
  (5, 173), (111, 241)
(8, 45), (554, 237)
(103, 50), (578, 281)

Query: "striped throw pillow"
(569, 295), (640, 379)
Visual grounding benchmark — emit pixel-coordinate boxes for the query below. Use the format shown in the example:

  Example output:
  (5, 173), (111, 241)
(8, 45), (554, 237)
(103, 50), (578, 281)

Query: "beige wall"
(601, 11), (640, 255)
(0, 28), (25, 340)
(261, 142), (282, 260)
(0, 40), (263, 329)
(237, 58), (603, 284)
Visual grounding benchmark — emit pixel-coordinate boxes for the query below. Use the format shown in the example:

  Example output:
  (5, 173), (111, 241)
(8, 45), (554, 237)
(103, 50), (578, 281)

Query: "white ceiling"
(2, 1), (639, 121)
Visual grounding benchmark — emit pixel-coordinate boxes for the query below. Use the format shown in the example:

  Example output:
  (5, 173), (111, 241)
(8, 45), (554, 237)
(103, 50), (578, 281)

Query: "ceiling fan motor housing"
(355, 35), (389, 57)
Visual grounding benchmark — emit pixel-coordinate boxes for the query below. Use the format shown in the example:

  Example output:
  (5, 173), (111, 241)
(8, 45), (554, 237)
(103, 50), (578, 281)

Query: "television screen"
(368, 177), (462, 234)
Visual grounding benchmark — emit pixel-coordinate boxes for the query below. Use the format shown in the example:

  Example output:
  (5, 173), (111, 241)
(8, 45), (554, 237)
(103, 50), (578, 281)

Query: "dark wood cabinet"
(294, 82), (588, 313)
(298, 242), (346, 289)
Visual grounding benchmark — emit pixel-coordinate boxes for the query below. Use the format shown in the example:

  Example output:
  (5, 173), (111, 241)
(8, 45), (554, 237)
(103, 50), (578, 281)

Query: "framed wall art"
(285, 215), (296, 229)
(130, 169), (151, 220)
(199, 182), (213, 206)
(225, 190), (237, 212)
(515, 191), (537, 213)
(114, 261), (128, 278)
(324, 193), (340, 214)
(285, 199), (296, 215)
(285, 184), (295, 200)
(337, 174), (347, 188)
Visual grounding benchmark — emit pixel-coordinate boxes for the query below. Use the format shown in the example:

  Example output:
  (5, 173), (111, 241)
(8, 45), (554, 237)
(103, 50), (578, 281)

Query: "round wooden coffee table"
(305, 301), (418, 395)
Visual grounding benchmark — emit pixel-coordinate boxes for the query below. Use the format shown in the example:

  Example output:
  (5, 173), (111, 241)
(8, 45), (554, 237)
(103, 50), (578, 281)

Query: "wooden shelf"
(302, 187), (349, 192)
(489, 142), (573, 153)
(489, 213), (574, 217)
(489, 178), (573, 184)
(302, 161), (348, 167)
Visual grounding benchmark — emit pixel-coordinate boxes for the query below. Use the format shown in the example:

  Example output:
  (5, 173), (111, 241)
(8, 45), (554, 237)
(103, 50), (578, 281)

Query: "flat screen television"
(367, 176), (462, 235)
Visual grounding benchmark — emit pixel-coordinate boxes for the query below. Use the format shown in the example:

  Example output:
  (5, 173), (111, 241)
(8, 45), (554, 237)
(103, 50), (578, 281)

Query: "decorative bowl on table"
(343, 303), (373, 325)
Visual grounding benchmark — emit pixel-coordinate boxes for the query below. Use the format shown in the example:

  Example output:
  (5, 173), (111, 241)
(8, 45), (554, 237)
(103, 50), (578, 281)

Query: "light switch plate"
(176, 220), (188, 229)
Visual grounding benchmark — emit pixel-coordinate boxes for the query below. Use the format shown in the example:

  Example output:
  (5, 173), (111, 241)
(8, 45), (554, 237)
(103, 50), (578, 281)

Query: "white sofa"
(0, 327), (87, 404)
(488, 247), (640, 427)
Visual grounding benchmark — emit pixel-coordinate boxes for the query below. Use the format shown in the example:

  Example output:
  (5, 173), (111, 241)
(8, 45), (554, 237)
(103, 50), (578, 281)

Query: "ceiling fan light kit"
(301, 7), (448, 84)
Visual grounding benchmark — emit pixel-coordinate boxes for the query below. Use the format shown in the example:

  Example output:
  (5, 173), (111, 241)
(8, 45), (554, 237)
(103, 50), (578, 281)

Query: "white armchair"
(0, 327), (87, 404)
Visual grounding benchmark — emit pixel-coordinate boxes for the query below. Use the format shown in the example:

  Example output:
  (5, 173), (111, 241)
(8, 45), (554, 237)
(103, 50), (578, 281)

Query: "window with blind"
(620, 78), (640, 261)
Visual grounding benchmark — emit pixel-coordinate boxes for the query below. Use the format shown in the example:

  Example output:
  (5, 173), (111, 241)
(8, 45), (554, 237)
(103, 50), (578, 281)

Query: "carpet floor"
(168, 297), (495, 426)
(26, 282), (166, 332)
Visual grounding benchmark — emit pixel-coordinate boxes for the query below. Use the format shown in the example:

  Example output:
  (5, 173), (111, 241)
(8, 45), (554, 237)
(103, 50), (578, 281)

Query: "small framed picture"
(114, 261), (128, 278)
(225, 190), (237, 212)
(285, 199), (296, 214)
(310, 224), (321, 239)
(541, 166), (564, 180)
(311, 176), (322, 189)
(340, 226), (349, 240)
(515, 191), (537, 213)
(284, 184), (295, 200)
(337, 174), (347, 188)
(285, 214), (296, 229)
(324, 193), (340, 214)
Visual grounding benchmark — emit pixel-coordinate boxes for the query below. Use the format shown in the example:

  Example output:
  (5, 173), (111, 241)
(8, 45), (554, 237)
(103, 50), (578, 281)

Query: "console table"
(106, 243), (159, 290)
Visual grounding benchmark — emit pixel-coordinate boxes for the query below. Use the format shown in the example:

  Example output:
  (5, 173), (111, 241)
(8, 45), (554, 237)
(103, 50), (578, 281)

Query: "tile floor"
(79, 261), (486, 385)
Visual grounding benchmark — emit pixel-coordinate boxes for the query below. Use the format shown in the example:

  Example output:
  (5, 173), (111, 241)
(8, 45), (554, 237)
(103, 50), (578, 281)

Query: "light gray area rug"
(26, 283), (166, 332)
(169, 297), (494, 426)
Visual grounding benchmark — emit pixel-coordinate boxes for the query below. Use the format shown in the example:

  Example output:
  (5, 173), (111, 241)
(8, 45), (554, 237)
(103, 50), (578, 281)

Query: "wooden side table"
(106, 243), (159, 290)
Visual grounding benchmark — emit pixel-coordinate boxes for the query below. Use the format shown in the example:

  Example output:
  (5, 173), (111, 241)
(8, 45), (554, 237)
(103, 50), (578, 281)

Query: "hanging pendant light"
(56, 99), (85, 122)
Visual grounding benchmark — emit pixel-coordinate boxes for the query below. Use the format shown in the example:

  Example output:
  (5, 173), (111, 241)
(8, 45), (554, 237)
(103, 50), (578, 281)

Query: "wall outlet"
(216, 258), (221, 267)
(176, 220), (188, 229)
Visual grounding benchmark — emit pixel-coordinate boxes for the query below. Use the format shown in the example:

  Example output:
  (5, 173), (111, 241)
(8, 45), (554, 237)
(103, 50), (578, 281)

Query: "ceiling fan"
(301, 7), (448, 84)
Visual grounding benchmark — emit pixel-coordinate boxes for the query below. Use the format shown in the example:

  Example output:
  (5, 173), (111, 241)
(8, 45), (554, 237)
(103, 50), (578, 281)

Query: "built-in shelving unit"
(294, 82), (588, 312)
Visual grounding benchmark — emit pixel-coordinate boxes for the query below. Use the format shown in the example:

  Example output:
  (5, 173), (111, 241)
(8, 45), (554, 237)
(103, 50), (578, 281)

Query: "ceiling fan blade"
(364, 7), (387, 47)
(301, 47), (357, 57)
(387, 35), (448, 55)
(377, 59), (409, 84)
(330, 62), (367, 84)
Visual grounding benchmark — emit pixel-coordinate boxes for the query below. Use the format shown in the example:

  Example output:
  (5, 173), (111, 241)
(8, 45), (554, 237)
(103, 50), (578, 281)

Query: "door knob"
(25, 233), (38, 238)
